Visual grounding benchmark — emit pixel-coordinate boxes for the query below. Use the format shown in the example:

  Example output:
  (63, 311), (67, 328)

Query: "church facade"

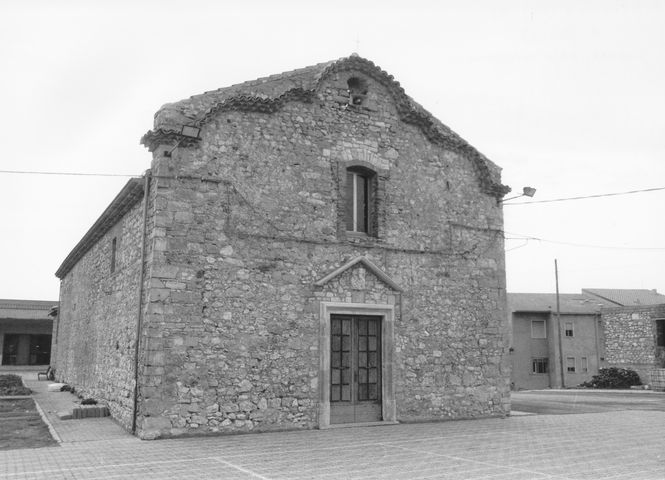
(53, 55), (512, 439)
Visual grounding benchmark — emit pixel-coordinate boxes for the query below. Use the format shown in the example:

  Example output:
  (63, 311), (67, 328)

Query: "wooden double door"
(330, 315), (382, 424)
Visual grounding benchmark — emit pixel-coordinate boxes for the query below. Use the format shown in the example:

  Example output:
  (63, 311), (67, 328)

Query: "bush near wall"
(0, 375), (32, 396)
(579, 367), (642, 389)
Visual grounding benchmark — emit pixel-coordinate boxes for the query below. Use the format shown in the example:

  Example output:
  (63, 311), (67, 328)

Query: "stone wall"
(54, 200), (144, 429)
(601, 304), (665, 382)
(136, 66), (509, 438)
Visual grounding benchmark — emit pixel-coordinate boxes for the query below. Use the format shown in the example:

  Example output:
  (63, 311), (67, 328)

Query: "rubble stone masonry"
(55, 199), (144, 429)
(56, 56), (511, 439)
(602, 304), (665, 381)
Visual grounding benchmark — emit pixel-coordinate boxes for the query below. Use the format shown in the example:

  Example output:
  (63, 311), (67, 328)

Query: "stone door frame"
(318, 301), (397, 428)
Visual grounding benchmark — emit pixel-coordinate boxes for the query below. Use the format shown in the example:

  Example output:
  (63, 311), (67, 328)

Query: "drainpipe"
(132, 170), (151, 434)
(52, 281), (64, 377)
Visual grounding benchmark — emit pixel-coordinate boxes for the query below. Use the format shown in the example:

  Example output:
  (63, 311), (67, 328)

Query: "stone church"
(53, 55), (512, 439)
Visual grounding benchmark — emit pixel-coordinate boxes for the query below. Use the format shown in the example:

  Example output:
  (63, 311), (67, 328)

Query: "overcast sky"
(1, 0), (663, 301)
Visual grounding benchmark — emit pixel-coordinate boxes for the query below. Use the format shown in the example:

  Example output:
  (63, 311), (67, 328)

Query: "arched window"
(345, 167), (374, 234)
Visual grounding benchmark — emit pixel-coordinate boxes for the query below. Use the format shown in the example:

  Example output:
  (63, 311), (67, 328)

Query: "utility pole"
(555, 259), (565, 388)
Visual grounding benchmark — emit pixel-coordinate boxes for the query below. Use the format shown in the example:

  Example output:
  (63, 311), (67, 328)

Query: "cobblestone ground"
(1, 410), (664, 479)
(1, 373), (664, 479)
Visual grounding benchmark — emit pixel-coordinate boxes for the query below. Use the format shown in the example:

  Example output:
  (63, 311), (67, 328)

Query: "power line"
(504, 231), (665, 251)
(3, 169), (664, 206)
(0, 169), (139, 178)
(504, 186), (665, 205)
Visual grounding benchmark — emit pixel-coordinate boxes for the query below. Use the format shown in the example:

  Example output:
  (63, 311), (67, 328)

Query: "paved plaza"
(1, 373), (664, 479)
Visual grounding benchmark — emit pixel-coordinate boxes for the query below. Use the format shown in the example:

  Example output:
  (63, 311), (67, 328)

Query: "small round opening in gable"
(347, 77), (368, 106)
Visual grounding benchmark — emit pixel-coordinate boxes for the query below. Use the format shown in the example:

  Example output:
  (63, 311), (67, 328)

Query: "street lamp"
(500, 186), (537, 203)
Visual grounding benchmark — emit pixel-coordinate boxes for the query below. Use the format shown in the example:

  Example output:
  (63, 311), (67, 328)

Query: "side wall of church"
(54, 201), (145, 429)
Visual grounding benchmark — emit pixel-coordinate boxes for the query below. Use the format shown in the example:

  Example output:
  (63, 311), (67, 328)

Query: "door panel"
(330, 315), (382, 424)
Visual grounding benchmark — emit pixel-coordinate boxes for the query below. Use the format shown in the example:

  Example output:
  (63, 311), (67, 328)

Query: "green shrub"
(0, 374), (32, 396)
(579, 367), (642, 389)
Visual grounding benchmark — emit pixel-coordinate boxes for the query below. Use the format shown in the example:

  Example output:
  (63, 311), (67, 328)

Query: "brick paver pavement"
(1, 373), (664, 479)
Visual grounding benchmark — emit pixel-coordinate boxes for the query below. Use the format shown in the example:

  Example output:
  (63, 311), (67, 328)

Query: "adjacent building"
(52, 55), (512, 439)
(0, 299), (56, 367)
(508, 293), (613, 390)
(592, 291), (665, 380)
(509, 289), (665, 389)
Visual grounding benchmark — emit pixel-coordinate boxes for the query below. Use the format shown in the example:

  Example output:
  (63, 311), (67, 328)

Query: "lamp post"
(500, 186), (537, 203)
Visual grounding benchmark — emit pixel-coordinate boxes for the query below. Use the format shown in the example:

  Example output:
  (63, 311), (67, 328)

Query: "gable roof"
(0, 299), (58, 320)
(140, 54), (509, 199)
(55, 177), (145, 279)
(508, 293), (615, 315)
(314, 256), (402, 292)
(581, 288), (665, 306)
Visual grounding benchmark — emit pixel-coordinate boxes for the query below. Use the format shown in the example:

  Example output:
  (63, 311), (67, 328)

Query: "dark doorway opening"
(2, 334), (51, 365)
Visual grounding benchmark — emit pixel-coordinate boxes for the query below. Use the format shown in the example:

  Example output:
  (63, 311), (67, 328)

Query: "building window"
(110, 237), (117, 273)
(345, 167), (375, 234)
(581, 357), (588, 373)
(532, 358), (548, 374)
(656, 320), (665, 347)
(566, 357), (576, 373)
(531, 320), (546, 339)
(565, 321), (574, 337)
(347, 77), (368, 106)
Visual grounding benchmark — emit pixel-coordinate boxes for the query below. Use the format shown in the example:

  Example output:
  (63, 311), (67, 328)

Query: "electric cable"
(504, 186), (665, 205)
(0, 169), (138, 178)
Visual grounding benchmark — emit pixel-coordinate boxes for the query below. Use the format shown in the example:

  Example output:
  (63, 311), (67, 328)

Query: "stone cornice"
(194, 87), (315, 128)
(140, 129), (202, 153)
(140, 55), (510, 198)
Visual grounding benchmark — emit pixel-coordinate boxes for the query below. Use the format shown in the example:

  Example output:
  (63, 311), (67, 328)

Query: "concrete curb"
(518, 388), (665, 394)
(1, 376), (63, 444)
(509, 410), (536, 416)
(33, 397), (63, 444)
